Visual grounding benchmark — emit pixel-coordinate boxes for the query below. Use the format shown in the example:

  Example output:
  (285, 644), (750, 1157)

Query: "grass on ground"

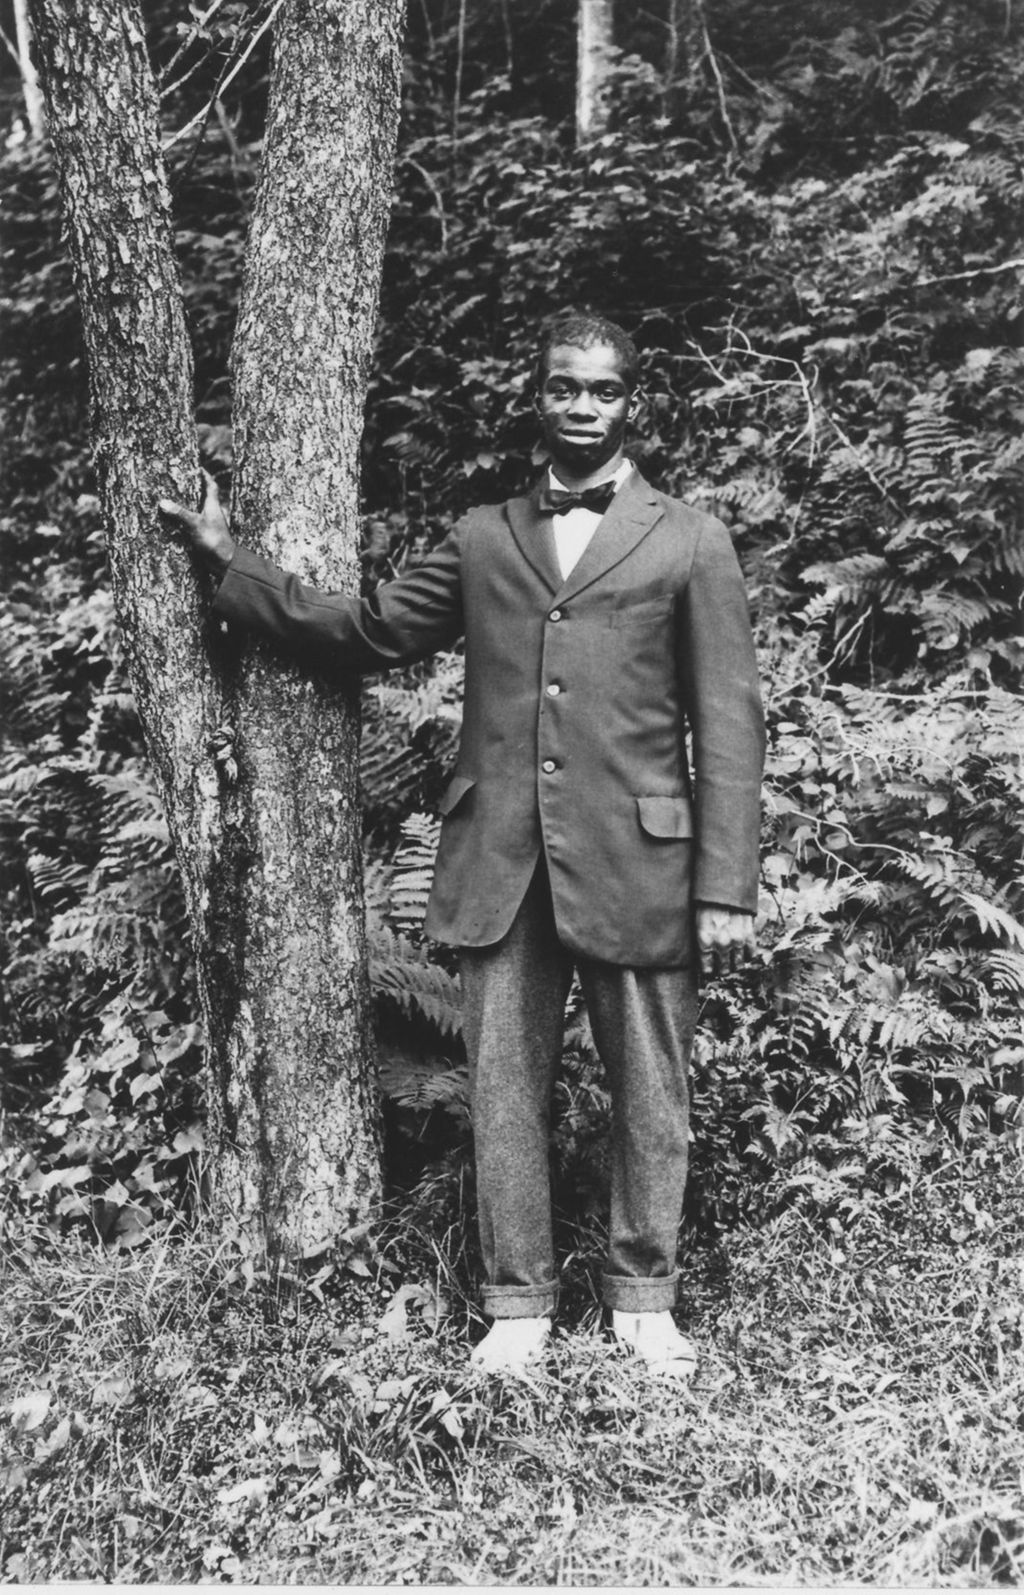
(2, 1139), (1024, 1586)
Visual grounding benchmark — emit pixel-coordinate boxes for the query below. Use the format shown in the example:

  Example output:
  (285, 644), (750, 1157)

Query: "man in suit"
(160, 310), (765, 1379)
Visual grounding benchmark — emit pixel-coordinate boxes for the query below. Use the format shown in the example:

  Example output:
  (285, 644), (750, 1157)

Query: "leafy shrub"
(686, 661), (1024, 1232)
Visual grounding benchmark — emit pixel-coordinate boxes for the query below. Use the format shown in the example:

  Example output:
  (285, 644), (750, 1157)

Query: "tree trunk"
(27, 1), (218, 945)
(13, 0), (45, 141)
(576, 0), (615, 146)
(221, 0), (404, 1256)
(29, 0), (405, 1262)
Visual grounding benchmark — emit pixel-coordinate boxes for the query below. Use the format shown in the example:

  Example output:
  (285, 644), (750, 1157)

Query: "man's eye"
(548, 385), (572, 400)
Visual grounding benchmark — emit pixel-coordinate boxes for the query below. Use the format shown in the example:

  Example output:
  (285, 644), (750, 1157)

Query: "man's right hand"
(159, 470), (236, 574)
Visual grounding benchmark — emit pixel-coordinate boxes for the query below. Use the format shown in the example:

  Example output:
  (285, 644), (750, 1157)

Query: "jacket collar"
(504, 468), (665, 601)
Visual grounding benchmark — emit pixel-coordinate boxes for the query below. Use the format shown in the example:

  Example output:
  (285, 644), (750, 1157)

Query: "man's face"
(537, 342), (638, 477)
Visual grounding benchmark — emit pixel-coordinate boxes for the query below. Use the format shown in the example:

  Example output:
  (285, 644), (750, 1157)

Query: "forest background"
(2, 0), (1024, 1584)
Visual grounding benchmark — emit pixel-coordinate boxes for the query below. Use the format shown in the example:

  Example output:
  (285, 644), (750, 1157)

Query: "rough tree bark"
(576, 0), (615, 146)
(26, 2), (216, 946)
(219, 0), (404, 1255)
(29, 0), (405, 1260)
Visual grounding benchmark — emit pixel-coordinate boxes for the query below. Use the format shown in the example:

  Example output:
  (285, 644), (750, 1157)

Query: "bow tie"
(540, 481), (618, 517)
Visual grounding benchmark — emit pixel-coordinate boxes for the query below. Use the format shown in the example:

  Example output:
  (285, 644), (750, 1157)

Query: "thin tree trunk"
(13, 0), (45, 140)
(29, 0), (405, 1261)
(576, 0), (615, 146)
(499, 0), (514, 79)
(663, 0), (702, 122)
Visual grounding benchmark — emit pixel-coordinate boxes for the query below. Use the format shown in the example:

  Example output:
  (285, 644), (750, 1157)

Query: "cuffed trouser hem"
(601, 1270), (680, 1313)
(481, 1282), (558, 1319)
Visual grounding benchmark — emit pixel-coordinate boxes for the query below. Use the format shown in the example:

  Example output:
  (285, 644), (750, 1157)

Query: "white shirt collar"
(548, 458), (634, 494)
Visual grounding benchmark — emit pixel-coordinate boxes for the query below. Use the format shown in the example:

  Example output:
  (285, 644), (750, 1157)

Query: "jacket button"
(546, 683), (561, 697)
(542, 759), (557, 774)
(549, 608), (563, 622)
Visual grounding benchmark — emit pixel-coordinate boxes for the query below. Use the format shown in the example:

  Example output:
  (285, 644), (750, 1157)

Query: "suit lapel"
(505, 480), (561, 594)
(504, 469), (665, 601)
(552, 470), (664, 603)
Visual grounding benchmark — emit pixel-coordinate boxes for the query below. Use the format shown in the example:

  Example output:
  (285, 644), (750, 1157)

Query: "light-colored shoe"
(611, 1309), (698, 1381)
(469, 1315), (551, 1374)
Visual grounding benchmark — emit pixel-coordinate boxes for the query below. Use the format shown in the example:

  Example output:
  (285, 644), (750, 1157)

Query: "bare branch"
(682, 325), (818, 459)
(159, 0), (230, 90)
(162, 0), (285, 153)
(697, 2), (738, 154)
(0, 24), (22, 69)
(820, 411), (902, 512)
(913, 257), (1024, 288)
(401, 156), (448, 254)
(452, 0), (467, 146)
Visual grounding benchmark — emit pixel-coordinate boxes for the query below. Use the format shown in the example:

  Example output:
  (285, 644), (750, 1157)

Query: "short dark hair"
(535, 309), (640, 393)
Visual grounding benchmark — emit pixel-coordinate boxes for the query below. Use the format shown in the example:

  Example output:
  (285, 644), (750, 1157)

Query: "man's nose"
(567, 389), (597, 418)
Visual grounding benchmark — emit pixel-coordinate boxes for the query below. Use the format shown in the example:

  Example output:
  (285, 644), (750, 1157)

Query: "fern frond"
(369, 925), (462, 1038)
(802, 553), (890, 594)
(983, 951), (1024, 994)
(388, 811), (442, 932)
(379, 1055), (469, 1114)
(26, 852), (92, 906)
(957, 892), (1024, 952)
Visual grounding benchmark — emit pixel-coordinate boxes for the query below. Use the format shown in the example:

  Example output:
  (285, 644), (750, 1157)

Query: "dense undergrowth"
(1, 0), (1022, 1282)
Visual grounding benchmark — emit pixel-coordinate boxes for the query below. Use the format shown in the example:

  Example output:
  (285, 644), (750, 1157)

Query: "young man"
(160, 311), (765, 1379)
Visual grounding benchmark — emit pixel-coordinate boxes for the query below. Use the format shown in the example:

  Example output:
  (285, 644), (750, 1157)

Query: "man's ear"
(627, 388), (643, 420)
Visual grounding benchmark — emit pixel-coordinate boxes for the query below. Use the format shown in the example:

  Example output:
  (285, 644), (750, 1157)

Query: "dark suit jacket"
(212, 469), (765, 968)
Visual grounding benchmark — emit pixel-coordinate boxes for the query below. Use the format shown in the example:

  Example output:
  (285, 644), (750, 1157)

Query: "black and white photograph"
(1, 0), (1022, 1583)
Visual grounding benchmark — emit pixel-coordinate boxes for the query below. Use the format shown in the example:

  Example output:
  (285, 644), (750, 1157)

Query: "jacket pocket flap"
(637, 795), (693, 839)
(438, 775), (476, 816)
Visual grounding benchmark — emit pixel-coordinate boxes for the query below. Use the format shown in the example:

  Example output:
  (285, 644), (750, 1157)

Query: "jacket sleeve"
(210, 524), (465, 675)
(676, 516), (765, 914)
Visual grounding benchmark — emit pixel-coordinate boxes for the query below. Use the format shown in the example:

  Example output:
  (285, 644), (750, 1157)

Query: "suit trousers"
(460, 858), (699, 1319)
